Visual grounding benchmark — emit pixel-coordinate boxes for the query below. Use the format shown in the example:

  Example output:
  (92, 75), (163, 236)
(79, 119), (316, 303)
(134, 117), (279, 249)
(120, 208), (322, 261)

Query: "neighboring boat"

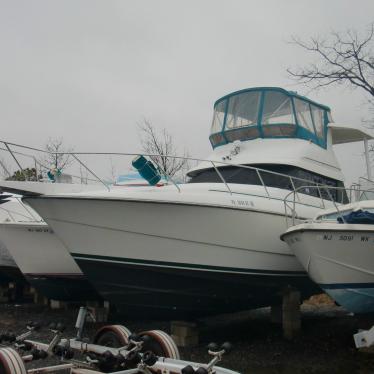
(0, 198), (99, 301)
(19, 87), (374, 318)
(0, 195), (27, 285)
(0, 239), (24, 285)
(281, 199), (374, 314)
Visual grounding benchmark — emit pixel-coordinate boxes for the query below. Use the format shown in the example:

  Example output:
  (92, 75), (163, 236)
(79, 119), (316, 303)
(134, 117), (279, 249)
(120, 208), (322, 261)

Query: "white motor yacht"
(22, 87), (373, 318)
(282, 199), (374, 314)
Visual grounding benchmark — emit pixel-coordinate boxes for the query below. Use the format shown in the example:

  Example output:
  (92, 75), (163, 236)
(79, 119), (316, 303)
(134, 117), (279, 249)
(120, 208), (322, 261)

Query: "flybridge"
(209, 87), (332, 148)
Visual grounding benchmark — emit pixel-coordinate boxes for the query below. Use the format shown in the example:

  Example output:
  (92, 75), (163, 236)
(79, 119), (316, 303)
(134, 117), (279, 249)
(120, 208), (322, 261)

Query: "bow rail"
(0, 139), (364, 213)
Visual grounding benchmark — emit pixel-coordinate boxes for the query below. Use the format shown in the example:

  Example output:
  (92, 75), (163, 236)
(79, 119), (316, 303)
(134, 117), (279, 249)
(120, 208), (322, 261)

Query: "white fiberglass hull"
(282, 222), (374, 313)
(0, 199), (34, 284)
(24, 184), (324, 318)
(0, 221), (99, 301)
(0, 239), (17, 269)
(0, 239), (24, 284)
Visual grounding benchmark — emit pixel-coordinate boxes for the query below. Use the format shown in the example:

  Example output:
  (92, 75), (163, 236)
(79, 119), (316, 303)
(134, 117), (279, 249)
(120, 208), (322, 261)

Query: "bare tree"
(287, 24), (374, 99)
(137, 120), (189, 177)
(38, 137), (74, 173)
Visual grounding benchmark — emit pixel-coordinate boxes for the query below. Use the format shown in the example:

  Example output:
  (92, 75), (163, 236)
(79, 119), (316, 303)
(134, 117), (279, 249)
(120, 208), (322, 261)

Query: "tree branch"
(288, 24), (374, 97)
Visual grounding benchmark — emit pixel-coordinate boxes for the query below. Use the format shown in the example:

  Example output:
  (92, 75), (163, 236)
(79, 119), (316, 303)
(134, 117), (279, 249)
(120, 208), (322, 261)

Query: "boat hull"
(0, 264), (25, 284)
(282, 224), (374, 314)
(24, 273), (98, 301)
(24, 195), (320, 318)
(0, 240), (25, 284)
(0, 222), (99, 301)
(74, 253), (318, 319)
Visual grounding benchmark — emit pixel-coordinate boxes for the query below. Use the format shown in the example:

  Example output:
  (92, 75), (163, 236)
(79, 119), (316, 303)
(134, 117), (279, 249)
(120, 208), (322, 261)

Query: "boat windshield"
(317, 210), (353, 221)
(317, 207), (374, 221)
(210, 88), (331, 149)
(188, 164), (347, 203)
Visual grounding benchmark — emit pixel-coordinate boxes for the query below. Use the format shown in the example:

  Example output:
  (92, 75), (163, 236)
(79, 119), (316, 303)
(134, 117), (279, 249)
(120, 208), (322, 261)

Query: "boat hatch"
(209, 87), (331, 149)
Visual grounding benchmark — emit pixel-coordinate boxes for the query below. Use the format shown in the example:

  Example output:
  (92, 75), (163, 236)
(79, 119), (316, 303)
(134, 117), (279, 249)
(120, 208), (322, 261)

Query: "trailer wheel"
(93, 325), (131, 347)
(139, 330), (180, 359)
(0, 348), (27, 374)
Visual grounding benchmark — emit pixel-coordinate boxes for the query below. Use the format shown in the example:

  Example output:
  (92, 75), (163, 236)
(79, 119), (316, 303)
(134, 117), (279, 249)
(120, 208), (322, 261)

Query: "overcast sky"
(0, 0), (374, 184)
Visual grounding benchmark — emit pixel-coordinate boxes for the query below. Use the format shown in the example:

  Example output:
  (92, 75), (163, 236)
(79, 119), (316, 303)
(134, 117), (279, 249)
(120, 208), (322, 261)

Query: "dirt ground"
(0, 297), (374, 374)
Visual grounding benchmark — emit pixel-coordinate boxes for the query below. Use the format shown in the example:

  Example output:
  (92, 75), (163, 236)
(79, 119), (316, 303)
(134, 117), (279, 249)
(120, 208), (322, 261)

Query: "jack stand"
(75, 306), (88, 341)
(171, 321), (199, 347)
(75, 306), (95, 341)
(282, 287), (301, 340)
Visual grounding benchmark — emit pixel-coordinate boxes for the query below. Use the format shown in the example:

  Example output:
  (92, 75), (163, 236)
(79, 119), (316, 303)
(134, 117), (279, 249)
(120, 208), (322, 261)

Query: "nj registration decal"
(316, 234), (370, 242)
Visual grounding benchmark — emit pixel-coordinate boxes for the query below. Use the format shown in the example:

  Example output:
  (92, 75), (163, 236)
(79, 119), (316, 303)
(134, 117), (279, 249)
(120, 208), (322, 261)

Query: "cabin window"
(225, 91), (260, 130)
(211, 100), (226, 134)
(294, 99), (315, 134)
(188, 164), (347, 203)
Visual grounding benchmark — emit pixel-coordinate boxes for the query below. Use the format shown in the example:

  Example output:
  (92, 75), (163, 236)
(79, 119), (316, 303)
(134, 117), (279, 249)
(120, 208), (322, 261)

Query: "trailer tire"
(0, 348), (27, 374)
(93, 325), (131, 347)
(139, 330), (180, 359)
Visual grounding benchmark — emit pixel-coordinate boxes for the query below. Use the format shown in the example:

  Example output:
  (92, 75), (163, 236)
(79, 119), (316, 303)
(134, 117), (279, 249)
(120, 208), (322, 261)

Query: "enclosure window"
(225, 91), (261, 130)
(311, 105), (325, 139)
(294, 98), (315, 134)
(211, 99), (226, 134)
(262, 92), (296, 125)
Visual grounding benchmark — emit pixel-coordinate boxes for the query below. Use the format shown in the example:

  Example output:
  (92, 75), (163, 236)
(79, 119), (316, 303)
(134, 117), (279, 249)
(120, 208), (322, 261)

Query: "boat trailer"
(0, 307), (240, 374)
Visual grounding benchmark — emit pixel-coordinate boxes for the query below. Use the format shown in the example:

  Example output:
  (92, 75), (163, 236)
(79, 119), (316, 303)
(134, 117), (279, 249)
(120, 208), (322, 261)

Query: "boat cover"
(337, 209), (374, 224)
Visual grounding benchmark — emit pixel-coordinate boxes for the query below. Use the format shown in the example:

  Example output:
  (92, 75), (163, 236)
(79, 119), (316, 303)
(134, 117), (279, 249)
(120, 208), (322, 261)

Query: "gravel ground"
(0, 301), (374, 374)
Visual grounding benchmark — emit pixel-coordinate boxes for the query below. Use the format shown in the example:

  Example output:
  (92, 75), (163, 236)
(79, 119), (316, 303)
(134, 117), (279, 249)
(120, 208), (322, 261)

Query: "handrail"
(283, 185), (374, 227)
(0, 202), (38, 223)
(0, 138), (338, 189)
(20, 205), (40, 222)
(256, 169), (270, 198)
(71, 154), (110, 192)
(3, 142), (28, 181)
(151, 157), (181, 193)
(0, 139), (350, 203)
(0, 148), (107, 185)
(211, 161), (232, 195)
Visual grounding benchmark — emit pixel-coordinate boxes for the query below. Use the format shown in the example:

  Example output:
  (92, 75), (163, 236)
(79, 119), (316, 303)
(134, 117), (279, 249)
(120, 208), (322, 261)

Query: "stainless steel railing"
(283, 184), (374, 228)
(0, 139), (349, 208)
(0, 197), (41, 223)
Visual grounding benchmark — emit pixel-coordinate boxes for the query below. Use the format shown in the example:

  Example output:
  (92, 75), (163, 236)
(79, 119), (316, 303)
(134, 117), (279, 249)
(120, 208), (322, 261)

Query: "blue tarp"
(337, 209), (374, 224)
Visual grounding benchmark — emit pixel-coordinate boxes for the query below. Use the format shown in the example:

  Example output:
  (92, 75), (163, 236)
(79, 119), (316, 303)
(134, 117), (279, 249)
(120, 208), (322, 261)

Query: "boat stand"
(271, 287), (301, 340)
